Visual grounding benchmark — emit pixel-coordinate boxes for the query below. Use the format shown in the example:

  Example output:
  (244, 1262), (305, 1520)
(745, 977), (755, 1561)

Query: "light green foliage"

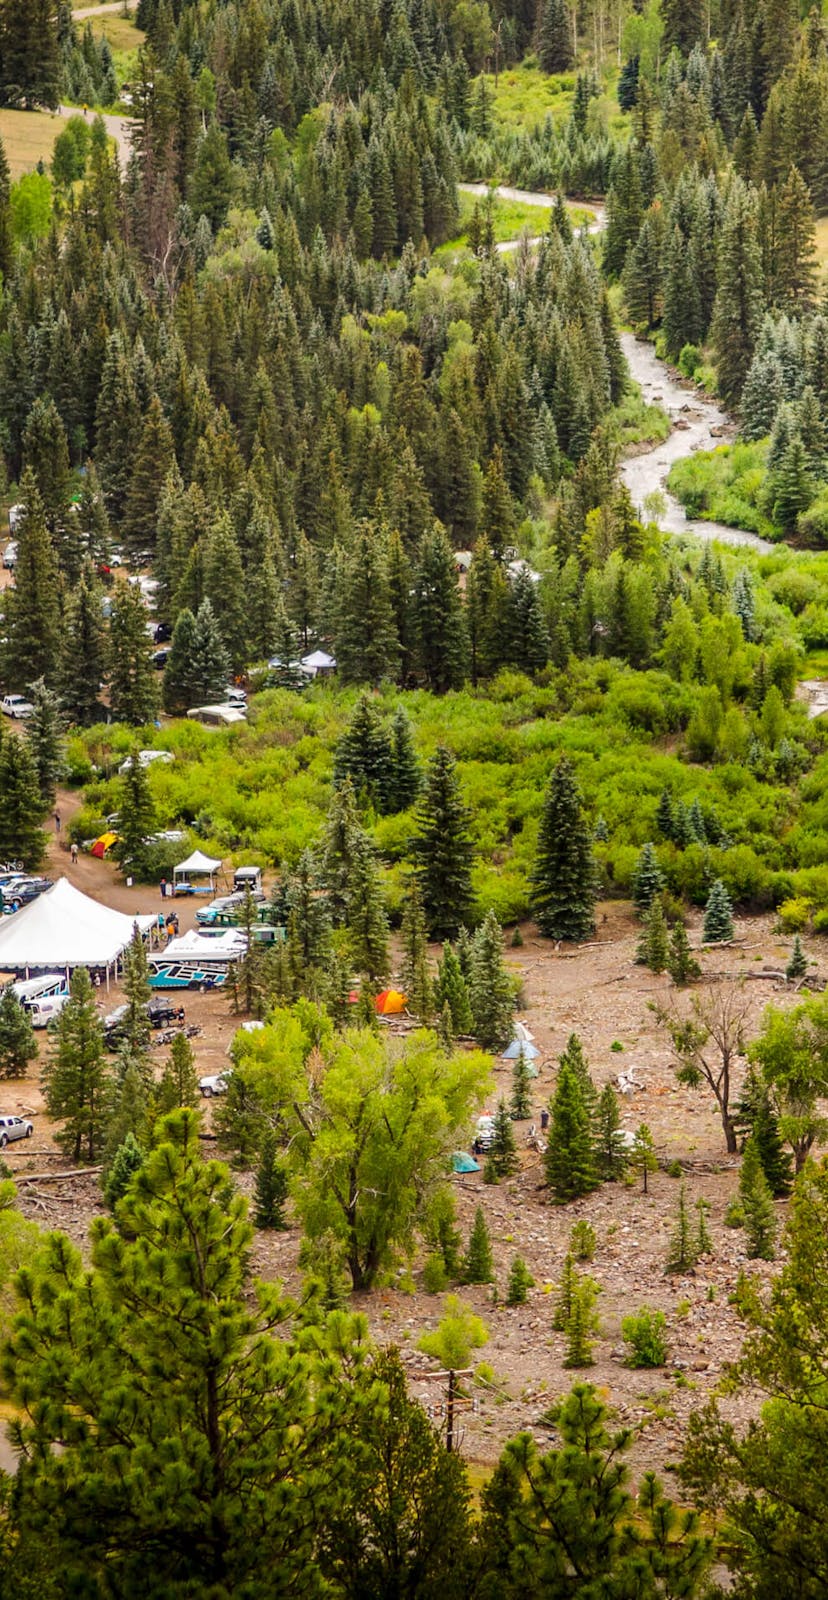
(570, 1219), (596, 1261)
(103, 1131), (144, 1210)
(417, 1294), (489, 1368)
(288, 1025), (490, 1290)
(563, 1273), (601, 1368)
(622, 1307), (669, 1367)
(748, 992), (828, 1172)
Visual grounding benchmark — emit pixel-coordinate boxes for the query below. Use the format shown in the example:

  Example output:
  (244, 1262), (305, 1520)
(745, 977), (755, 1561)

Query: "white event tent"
(0, 879), (156, 985)
(172, 850), (223, 893)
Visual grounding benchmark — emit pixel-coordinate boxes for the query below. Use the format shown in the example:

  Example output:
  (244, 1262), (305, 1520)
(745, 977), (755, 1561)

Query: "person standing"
(70, 842), (78, 865)
(54, 810), (61, 832)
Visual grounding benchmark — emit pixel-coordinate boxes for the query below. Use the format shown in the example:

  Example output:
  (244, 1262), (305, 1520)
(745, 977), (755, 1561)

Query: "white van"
(12, 974), (69, 1009)
(28, 992), (70, 1028)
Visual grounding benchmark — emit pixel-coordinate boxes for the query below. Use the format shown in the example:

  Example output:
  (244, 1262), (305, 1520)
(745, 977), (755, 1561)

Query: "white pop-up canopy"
(0, 879), (155, 980)
(173, 850), (223, 889)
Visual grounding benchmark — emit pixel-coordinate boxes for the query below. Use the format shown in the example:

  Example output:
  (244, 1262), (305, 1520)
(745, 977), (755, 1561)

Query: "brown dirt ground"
(2, 811), (808, 1484)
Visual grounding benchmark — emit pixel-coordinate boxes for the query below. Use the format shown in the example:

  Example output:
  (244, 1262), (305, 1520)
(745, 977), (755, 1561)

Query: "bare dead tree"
(652, 983), (752, 1154)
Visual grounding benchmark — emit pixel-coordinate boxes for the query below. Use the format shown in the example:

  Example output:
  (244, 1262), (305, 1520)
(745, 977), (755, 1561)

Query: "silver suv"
(0, 1115), (33, 1146)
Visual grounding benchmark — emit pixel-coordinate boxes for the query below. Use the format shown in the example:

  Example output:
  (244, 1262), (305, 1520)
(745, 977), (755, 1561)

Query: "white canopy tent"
(0, 879), (156, 986)
(173, 850), (223, 892)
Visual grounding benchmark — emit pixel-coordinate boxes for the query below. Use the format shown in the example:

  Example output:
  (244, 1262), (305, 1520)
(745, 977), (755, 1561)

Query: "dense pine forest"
(1, 0), (828, 1594)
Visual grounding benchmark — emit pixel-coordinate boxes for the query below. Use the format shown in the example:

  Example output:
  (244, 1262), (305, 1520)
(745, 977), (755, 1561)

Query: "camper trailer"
(233, 866), (263, 895)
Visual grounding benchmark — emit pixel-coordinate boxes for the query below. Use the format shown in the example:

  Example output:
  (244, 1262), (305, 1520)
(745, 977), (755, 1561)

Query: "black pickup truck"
(104, 997), (185, 1046)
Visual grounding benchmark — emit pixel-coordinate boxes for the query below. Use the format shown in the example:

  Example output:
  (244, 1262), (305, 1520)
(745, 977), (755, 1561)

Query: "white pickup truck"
(1, 694), (33, 719)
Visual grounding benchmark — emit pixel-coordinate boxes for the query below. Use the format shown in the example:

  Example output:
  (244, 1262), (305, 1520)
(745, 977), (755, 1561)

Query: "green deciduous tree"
(288, 1028), (489, 1290)
(748, 993), (828, 1173)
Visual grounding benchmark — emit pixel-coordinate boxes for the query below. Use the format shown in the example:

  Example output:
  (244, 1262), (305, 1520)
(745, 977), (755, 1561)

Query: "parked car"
(104, 997), (185, 1044)
(147, 997), (184, 1027)
(152, 647), (170, 670)
(2, 541), (17, 569)
(199, 1071), (230, 1098)
(1, 694), (33, 719)
(9, 877), (52, 909)
(224, 686), (247, 708)
(0, 1115), (33, 1146)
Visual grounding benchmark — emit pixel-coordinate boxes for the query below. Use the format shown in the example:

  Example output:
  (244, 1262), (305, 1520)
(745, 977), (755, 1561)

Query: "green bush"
(776, 897), (812, 933)
(678, 343), (701, 377)
(422, 1253), (448, 1293)
(621, 1307), (669, 1367)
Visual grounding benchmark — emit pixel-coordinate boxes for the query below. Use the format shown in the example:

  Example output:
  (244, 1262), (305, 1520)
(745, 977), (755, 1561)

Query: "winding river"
(459, 182), (772, 552)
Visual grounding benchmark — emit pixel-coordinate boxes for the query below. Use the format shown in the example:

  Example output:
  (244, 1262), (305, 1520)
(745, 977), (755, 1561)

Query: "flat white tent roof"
(0, 879), (156, 975)
(173, 851), (223, 885)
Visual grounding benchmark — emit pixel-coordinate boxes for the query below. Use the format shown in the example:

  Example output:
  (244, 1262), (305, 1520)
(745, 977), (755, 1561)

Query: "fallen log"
(14, 1166), (103, 1185)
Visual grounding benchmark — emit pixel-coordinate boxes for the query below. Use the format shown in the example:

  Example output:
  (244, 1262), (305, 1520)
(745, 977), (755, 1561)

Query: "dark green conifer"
(531, 758), (596, 942)
(413, 747), (474, 938)
(463, 1205), (494, 1283)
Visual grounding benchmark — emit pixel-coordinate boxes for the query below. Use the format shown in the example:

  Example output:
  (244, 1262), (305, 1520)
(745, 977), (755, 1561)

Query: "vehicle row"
(0, 872), (53, 914)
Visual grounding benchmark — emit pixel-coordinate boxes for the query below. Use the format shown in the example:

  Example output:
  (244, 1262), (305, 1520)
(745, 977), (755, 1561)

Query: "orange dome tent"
(375, 988), (406, 1016)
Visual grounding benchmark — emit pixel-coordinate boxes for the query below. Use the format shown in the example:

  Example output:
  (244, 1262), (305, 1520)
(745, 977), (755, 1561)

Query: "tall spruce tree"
(5, 471), (60, 690)
(42, 966), (110, 1164)
(109, 579), (158, 726)
(0, 734), (46, 869)
(703, 879), (735, 943)
(60, 565), (107, 725)
(25, 678), (64, 807)
(711, 178), (763, 409)
(537, 0), (574, 70)
(0, 985), (37, 1079)
(468, 911), (514, 1050)
(739, 1135), (776, 1259)
(545, 1060), (598, 1202)
(531, 758), (597, 941)
(412, 747), (475, 938)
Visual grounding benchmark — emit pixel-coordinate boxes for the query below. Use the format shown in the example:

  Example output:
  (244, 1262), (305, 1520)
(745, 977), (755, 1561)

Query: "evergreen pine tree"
(695, 1197), (712, 1256)
(0, 985), (37, 1079)
(711, 178), (763, 408)
(563, 1273), (600, 1368)
(434, 944), (473, 1035)
(656, 789), (675, 840)
(103, 1132), (144, 1210)
(400, 882), (432, 1021)
(25, 677), (64, 806)
(531, 758), (597, 942)
(5, 471), (60, 689)
(739, 1136), (776, 1260)
(335, 526), (399, 685)
(666, 919), (701, 985)
(333, 694), (393, 811)
(595, 1083), (625, 1180)
(545, 1060), (598, 1202)
(632, 842), (665, 914)
(637, 896), (670, 974)
(189, 597), (232, 704)
(772, 435), (813, 534)
(121, 925), (151, 1056)
(157, 1031), (199, 1112)
(787, 934), (808, 981)
(412, 747), (474, 938)
(345, 836), (390, 986)
(122, 397), (176, 558)
(202, 515), (248, 672)
(162, 609), (199, 715)
(116, 756), (156, 881)
(0, 734), (46, 869)
(490, 1098), (518, 1179)
(463, 1205), (494, 1283)
(537, 0), (574, 71)
(510, 1049), (533, 1120)
(109, 579), (159, 726)
(553, 1252), (576, 1331)
(468, 911), (514, 1050)
(42, 966), (111, 1164)
(253, 1129), (289, 1230)
(413, 527), (468, 691)
(506, 1255), (534, 1305)
(665, 1183), (699, 1273)
(387, 707), (420, 812)
(737, 1067), (793, 1197)
(630, 1122), (658, 1193)
(60, 565), (108, 726)
(703, 879), (735, 943)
